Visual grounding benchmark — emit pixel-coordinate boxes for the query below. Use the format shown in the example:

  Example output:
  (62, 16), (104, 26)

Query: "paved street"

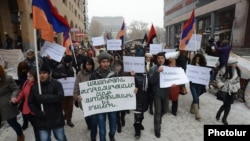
(1, 89), (250, 141)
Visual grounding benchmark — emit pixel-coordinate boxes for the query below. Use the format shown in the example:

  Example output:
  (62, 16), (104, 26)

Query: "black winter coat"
(134, 73), (149, 112)
(28, 79), (65, 130)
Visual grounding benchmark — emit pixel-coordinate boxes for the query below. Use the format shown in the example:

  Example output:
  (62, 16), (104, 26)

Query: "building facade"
(91, 16), (124, 38)
(164, 0), (250, 48)
(0, 0), (87, 51)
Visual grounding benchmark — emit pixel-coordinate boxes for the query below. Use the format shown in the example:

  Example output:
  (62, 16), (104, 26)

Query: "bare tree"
(127, 20), (148, 40)
(88, 19), (103, 37)
(155, 26), (165, 44)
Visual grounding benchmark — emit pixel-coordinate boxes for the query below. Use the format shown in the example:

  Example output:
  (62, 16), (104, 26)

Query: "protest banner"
(123, 56), (145, 73)
(0, 49), (24, 79)
(79, 77), (136, 117)
(91, 36), (105, 46)
(186, 65), (211, 85)
(149, 44), (162, 55)
(40, 41), (66, 62)
(186, 34), (202, 51)
(107, 39), (122, 50)
(160, 66), (189, 88)
(206, 55), (219, 67)
(57, 77), (76, 96)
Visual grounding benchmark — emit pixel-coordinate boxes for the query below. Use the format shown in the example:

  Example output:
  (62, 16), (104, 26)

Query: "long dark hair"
(223, 65), (241, 79)
(27, 68), (38, 81)
(82, 56), (95, 72)
(191, 53), (207, 66)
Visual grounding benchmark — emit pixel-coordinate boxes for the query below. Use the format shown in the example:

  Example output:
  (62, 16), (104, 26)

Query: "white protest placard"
(186, 34), (202, 51)
(91, 36), (105, 46)
(123, 56), (145, 73)
(186, 65), (211, 85)
(206, 55), (219, 67)
(164, 51), (179, 59)
(162, 48), (177, 53)
(57, 77), (76, 96)
(40, 41), (66, 62)
(160, 66), (189, 88)
(107, 39), (122, 50)
(150, 44), (162, 55)
(0, 49), (25, 79)
(79, 77), (136, 117)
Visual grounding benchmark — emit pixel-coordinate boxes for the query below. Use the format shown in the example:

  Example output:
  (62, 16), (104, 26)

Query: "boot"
(222, 107), (230, 125)
(171, 101), (178, 116)
(216, 105), (224, 120)
(121, 111), (126, 126)
(109, 133), (115, 141)
(17, 133), (25, 141)
(190, 103), (194, 114)
(117, 120), (121, 133)
(21, 114), (29, 130)
(149, 106), (154, 115)
(154, 128), (161, 138)
(134, 123), (141, 139)
(193, 104), (201, 120)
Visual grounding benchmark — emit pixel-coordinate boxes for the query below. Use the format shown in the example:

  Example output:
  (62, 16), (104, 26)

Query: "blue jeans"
(98, 112), (117, 141)
(39, 127), (67, 141)
(90, 115), (98, 140)
(190, 82), (205, 104)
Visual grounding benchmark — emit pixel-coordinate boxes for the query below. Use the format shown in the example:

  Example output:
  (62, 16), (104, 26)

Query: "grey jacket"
(0, 75), (19, 120)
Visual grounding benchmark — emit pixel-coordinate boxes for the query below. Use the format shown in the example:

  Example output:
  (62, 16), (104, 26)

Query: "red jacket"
(17, 80), (36, 115)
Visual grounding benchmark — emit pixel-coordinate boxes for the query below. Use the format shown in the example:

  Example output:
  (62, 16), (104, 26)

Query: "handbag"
(216, 90), (226, 101)
(180, 85), (187, 95)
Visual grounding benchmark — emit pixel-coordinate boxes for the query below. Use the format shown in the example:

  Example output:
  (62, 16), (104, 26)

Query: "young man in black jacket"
(29, 64), (67, 141)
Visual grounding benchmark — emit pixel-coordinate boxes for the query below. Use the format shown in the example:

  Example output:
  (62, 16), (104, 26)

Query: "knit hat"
(98, 52), (111, 63)
(145, 53), (153, 58)
(39, 64), (51, 74)
(63, 55), (72, 63)
(227, 58), (238, 66)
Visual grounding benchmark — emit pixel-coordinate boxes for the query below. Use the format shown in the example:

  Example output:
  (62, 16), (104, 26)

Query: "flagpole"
(70, 43), (78, 71)
(33, 29), (44, 111)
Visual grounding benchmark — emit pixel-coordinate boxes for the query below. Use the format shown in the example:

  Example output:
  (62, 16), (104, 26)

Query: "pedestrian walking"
(0, 65), (25, 141)
(148, 52), (169, 138)
(215, 58), (241, 125)
(28, 64), (67, 141)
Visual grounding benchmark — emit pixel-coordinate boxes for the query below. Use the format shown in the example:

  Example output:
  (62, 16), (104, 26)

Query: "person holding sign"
(189, 53), (207, 121)
(52, 55), (75, 127)
(148, 52), (169, 138)
(167, 58), (180, 116)
(73, 56), (98, 141)
(90, 52), (117, 141)
(112, 60), (128, 133)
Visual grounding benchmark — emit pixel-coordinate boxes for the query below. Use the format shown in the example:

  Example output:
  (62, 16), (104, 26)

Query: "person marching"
(215, 58), (241, 125)
(52, 55), (75, 127)
(73, 56), (98, 141)
(148, 52), (169, 138)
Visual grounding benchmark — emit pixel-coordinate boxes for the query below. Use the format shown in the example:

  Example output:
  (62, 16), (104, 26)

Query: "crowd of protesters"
(0, 38), (242, 141)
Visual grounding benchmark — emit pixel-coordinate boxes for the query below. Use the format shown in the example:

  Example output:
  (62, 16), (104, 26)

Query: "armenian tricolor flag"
(180, 9), (195, 50)
(32, 0), (70, 42)
(116, 20), (125, 45)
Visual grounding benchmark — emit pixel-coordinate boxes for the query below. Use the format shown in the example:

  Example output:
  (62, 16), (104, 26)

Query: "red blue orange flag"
(63, 31), (72, 55)
(180, 9), (195, 50)
(32, 0), (70, 42)
(116, 20), (125, 45)
(147, 24), (157, 46)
